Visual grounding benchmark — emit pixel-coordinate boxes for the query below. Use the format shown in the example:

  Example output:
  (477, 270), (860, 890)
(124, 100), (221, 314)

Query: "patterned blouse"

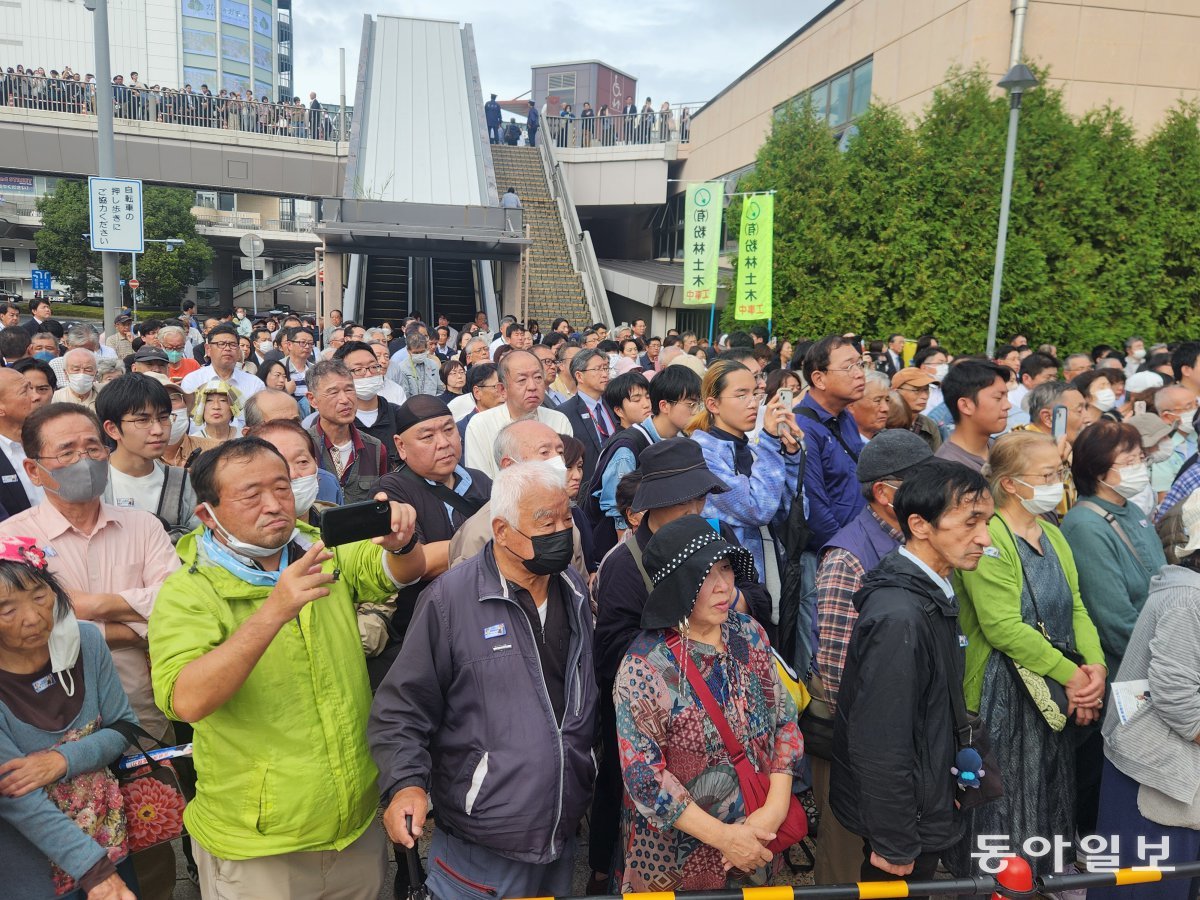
(615, 611), (804, 892)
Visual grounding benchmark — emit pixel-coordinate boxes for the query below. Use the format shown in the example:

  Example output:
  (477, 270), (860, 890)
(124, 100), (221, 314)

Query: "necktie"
(594, 403), (610, 442)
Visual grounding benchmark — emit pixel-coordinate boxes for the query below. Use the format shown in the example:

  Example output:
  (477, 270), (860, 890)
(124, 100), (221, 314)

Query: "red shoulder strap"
(665, 631), (748, 766)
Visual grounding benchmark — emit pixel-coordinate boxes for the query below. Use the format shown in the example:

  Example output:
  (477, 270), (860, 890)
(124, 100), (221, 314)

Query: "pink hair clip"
(0, 536), (48, 570)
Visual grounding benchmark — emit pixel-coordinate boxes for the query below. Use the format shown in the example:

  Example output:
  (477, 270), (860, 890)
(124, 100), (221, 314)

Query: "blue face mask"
(200, 528), (291, 587)
(34, 351), (54, 362)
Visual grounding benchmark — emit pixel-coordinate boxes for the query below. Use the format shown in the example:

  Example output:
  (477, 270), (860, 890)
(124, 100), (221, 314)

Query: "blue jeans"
(426, 829), (575, 900)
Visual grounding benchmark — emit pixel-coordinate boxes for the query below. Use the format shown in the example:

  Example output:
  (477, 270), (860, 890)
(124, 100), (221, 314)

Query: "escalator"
(362, 256), (409, 326)
(431, 258), (477, 327)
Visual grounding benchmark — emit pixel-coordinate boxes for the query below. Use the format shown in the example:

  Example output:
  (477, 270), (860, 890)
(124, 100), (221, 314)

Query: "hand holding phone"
(318, 499), (392, 547)
(1052, 405), (1068, 440)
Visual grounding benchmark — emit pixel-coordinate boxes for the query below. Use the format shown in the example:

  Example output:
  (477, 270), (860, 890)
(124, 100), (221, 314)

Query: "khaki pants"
(811, 754), (867, 885)
(193, 820), (387, 900)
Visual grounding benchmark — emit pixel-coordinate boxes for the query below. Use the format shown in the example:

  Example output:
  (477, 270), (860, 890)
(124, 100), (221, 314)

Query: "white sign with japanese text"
(88, 176), (144, 253)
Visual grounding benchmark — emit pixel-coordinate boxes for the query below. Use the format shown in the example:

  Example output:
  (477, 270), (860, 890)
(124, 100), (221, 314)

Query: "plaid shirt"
(815, 508), (903, 714)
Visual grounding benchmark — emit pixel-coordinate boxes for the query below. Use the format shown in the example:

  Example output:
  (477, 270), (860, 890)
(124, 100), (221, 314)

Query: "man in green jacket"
(148, 437), (425, 899)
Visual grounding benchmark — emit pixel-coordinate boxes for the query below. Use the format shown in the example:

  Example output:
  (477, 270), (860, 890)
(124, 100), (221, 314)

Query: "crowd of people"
(486, 92), (691, 149)
(2, 66), (342, 140)
(3, 302), (1200, 900)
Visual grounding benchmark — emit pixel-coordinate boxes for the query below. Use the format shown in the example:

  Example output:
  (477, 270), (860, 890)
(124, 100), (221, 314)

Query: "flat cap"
(856, 428), (935, 483)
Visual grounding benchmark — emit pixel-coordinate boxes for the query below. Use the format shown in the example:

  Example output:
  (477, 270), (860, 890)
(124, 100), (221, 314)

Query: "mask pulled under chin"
(202, 502), (296, 560)
(48, 604), (81, 697)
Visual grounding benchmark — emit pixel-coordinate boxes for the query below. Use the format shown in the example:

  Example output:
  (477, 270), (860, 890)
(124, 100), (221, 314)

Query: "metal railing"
(193, 210), (316, 234)
(232, 259), (315, 297)
(537, 131), (614, 327)
(539, 104), (696, 150)
(0, 73), (351, 142)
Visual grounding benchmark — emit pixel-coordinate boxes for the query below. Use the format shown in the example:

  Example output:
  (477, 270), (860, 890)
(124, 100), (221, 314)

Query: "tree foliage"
(722, 68), (1200, 351)
(36, 182), (213, 306)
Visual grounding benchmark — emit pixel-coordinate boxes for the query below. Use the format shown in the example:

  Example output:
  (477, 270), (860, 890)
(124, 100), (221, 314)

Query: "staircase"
(431, 258), (478, 327)
(362, 256), (409, 326)
(490, 145), (591, 327)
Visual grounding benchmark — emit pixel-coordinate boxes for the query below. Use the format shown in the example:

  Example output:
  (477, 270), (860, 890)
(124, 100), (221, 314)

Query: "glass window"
(810, 82), (829, 122)
(218, 192), (237, 212)
(28, 249), (36, 264)
(829, 71), (851, 127)
(851, 60), (873, 119)
(0, 249), (14, 263)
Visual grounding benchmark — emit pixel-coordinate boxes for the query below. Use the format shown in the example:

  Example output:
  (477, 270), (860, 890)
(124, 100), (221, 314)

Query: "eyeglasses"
(208, 341), (238, 351)
(121, 413), (173, 430)
(477, 381), (500, 390)
(348, 364), (384, 377)
(290, 340), (314, 348)
(582, 366), (609, 375)
(670, 399), (701, 413)
(824, 361), (867, 375)
(718, 390), (758, 405)
(1015, 467), (1071, 485)
(36, 445), (109, 466)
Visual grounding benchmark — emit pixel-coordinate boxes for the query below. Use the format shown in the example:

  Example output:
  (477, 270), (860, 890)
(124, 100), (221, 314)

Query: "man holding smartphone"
(148, 437), (425, 900)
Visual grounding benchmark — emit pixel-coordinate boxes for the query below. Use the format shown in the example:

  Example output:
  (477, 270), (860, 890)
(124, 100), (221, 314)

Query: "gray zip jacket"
(1103, 565), (1200, 803)
(368, 542), (598, 864)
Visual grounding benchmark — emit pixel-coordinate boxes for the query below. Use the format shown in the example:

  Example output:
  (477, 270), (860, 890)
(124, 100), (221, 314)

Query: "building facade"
(0, 0), (291, 101)
(682, 0), (1200, 185)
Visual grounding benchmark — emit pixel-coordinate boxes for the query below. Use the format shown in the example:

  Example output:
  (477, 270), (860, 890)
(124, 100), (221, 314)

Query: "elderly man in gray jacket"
(368, 459), (598, 899)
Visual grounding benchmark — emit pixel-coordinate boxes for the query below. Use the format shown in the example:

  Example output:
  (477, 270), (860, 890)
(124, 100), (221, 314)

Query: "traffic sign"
(240, 256), (264, 271)
(128, 278), (140, 290)
(30, 269), (51, 291)
(239, 233), (265, 258)
(88, 176), (144, 253)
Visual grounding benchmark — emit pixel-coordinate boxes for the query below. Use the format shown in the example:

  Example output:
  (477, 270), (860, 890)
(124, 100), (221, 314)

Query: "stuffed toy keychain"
(952, 747), (985, 790)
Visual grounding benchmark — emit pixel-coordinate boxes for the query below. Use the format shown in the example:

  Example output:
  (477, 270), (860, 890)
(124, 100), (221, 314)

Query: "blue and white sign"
(30, 269), (51, 291)
(88, 176), (144, 253)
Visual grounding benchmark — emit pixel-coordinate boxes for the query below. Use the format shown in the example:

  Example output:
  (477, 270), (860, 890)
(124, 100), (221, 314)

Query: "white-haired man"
(52, 347), (100, 410)
(369, 460), (597, 900)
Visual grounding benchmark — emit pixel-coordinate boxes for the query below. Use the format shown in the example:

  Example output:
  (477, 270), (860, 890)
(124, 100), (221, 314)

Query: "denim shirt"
(797, 394), (866, 548)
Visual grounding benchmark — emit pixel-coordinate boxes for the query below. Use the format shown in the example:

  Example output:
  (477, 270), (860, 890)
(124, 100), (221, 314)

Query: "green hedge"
(722, 68), (1200, 353)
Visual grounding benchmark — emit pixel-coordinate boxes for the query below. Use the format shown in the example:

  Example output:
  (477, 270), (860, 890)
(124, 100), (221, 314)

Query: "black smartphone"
(318, 499), (391, 547)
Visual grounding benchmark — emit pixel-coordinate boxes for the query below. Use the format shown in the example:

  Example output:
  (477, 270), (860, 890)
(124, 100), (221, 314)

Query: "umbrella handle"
(404, 814), (426, 887)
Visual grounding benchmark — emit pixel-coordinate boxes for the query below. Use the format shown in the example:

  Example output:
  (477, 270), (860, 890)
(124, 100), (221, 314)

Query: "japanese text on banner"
(735, 193), (773, 321)
(682, 181), (724, 306)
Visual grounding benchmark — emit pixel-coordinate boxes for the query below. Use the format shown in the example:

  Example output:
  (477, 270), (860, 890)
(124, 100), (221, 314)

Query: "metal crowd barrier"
(507, 857), (1200, 900)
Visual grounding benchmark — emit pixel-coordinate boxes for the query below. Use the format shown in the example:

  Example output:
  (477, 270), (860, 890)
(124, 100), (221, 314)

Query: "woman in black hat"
(614, 516), (804, 892)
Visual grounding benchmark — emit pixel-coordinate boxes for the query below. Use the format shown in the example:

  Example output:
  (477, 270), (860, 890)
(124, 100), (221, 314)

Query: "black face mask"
(516, 525), (574, 576)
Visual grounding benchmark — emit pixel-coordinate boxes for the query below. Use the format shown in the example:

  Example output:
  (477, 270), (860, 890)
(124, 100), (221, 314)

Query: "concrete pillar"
(215, 249), (235, 311)
(500, 259), (522, 320)
(324, 252), (344, 313)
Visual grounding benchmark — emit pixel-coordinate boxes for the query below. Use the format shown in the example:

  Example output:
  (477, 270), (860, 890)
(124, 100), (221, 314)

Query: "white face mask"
(67, 373), (95, 395)
(544, 454), (567, 472)
(48, 603), (81, 697)
(1092, 388), (1117, 412)
(1132, 348), (1147, 361)
(932, 364), (949, 382)
(354, 375), (384, 400)
(203, 502), (296, 559)
(1015, 480), (1064, 516)
(257, 340), (274, 355)
(1105, 463), (1151, 500)
(1146, 442), (1174, 465)
(168, 411), (189, 444)
(290, 473), (320, 515)
(1176, 415), (1196, 436)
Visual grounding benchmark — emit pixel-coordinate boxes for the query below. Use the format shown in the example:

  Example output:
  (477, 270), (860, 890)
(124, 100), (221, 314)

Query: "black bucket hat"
(631, 437), (730, 513)
(640, 515), (757, 630)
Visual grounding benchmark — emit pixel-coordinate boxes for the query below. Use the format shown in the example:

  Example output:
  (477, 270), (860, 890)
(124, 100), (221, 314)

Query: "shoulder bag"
(665, 631), (808, 853)
(923, 602), (1004, 811)
(108, 720), (189, 853)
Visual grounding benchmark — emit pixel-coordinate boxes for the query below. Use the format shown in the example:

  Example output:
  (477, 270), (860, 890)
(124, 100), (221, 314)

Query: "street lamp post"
(985, 63), (1038, 359)
(83, 0), (121, 337)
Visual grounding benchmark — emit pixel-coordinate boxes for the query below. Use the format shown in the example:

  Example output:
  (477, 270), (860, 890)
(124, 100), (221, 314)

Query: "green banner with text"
(734, 193), (773, 320)
(683, 181), (724, 306)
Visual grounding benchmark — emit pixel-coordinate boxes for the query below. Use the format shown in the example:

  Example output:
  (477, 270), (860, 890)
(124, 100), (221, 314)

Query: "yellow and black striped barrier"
(508, 857), (1200, 900)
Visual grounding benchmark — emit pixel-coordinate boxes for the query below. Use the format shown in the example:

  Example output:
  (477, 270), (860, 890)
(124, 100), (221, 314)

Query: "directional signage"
(30, 269), (52, 291)
(88, 176), (144, 253)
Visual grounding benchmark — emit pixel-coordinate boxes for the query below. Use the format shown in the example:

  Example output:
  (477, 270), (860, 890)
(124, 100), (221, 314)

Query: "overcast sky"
(291, 0), (830, 109)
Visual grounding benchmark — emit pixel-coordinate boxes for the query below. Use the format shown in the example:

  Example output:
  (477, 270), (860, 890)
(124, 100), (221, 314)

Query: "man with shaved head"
(450, 418), (585, 577)
(0, 366), (42, 516)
